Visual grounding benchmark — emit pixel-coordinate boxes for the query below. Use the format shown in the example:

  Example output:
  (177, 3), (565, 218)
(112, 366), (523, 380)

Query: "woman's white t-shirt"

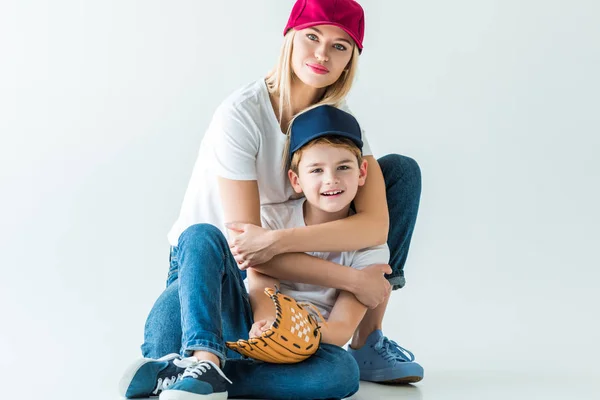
(167, 79), (373, 246)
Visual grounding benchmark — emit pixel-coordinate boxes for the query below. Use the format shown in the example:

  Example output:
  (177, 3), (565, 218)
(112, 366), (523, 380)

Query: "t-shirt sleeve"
(338, 100), (373, 157)
(208, 105), (259, 180)
(349, 243), (390, 270)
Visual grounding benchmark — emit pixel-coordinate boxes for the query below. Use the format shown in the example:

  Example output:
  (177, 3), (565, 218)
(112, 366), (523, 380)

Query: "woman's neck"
(268, 77), (326, 132)
(289, 77), (326, 114)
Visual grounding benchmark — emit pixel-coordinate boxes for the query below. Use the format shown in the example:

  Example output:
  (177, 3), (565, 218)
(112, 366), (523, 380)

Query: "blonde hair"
(265, 28), (361, 170)
(290, 136), (363, 174)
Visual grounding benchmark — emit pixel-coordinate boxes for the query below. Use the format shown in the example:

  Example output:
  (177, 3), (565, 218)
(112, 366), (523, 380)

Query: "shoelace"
(173, 358), (233, 384)
(373, 336), (415, 363)
(152, 374), (182, 395)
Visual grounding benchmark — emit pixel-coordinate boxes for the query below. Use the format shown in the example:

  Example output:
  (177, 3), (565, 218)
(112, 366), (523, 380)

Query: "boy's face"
(288, 143), (368, 214)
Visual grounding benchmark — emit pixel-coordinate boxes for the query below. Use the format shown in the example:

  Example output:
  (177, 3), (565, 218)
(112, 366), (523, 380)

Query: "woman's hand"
(226, 222), (279, 270)
(249, 318), (275, 338)
(353, 264), (393, 309)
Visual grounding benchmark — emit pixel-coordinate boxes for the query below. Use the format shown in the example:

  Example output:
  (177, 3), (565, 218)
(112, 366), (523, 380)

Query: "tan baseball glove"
(225, 287), (325, 364)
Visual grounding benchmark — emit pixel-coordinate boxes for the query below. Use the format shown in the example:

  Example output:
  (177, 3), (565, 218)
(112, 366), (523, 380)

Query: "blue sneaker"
(347, 330), (424, 384)
(159, 358), (231, 400)
(118, 353), (185, 398)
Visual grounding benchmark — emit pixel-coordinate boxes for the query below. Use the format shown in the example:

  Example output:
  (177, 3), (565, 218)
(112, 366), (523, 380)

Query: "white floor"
(348, 371), (598, 400)
(113, 371), (598, 400)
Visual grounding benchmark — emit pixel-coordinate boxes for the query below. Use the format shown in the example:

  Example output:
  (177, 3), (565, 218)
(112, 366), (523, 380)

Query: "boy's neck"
(302, 200), (352, 226)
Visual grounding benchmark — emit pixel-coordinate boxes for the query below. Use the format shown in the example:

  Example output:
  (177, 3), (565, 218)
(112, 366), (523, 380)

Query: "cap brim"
(290, 130), (364, 159)
(290, 21), (363, 52)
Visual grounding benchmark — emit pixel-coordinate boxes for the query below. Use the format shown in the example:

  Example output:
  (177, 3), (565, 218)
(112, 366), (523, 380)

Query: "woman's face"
(291, 25), (355, 89)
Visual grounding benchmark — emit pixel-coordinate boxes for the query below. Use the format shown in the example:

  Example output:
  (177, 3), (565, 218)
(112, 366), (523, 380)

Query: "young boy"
(246, 105), (391, 349)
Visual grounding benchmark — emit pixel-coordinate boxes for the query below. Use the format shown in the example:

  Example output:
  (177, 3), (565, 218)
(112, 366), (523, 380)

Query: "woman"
(120, 1), (422, 399)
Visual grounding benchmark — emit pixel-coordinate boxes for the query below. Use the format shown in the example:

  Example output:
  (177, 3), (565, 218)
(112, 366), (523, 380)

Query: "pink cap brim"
(286, 21), (363, 52)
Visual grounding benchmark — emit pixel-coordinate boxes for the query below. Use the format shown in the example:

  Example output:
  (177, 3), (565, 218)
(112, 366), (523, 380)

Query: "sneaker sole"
(118, 353), (180, 397)
(378, 375), (423, 384)
(359, 363), (424, 384)
(159, 389), (228, 400)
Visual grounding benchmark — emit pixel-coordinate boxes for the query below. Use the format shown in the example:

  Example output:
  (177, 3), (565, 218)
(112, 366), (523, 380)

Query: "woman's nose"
(315, 44), (329, 62)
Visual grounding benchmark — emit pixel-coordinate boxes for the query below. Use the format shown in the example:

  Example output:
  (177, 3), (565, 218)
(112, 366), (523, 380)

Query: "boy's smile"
(289, 143), (367, 225)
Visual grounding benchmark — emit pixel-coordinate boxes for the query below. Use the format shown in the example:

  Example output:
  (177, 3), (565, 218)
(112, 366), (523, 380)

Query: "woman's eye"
(334, 43), (347, 51)
(307, 34), (318, 41)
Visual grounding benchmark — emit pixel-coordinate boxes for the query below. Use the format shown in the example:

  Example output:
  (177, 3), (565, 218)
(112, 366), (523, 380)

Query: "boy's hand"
(353, 264), (392, 309)
(249, 318), (275, 338)
(226, 222), (279, 269)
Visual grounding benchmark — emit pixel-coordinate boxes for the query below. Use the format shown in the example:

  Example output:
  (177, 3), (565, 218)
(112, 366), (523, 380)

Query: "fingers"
(232, 252), (253, 270)
(249, 320), (269, 337)
(225, 222), (246, 232)
(380, 264), (392, 274)
(238, 261), (250, 270)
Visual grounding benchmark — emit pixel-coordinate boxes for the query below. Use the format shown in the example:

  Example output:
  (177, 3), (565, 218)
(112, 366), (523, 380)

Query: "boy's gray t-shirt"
(248, 198), (390, 320)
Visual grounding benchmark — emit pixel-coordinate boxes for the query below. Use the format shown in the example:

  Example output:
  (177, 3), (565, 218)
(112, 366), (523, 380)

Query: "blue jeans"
(378, 154), (422, 290)
(141, 154), (420, 398)
(142, 223), (359, 399)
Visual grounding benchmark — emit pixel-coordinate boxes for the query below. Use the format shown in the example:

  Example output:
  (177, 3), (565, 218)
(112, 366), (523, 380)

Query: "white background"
(1, 1), (599, 399)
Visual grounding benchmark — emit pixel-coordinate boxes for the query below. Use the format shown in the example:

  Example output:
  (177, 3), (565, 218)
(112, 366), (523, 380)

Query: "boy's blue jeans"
(141, 154), (421, 399)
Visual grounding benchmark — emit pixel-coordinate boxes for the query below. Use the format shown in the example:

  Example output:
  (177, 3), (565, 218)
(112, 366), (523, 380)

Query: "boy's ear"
(288, 169), (304, 194)
(357, 159), (368, 186)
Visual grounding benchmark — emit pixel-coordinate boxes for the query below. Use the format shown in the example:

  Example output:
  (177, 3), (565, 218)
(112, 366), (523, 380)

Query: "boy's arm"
(319, 290), (368, 347)
(247, 268), (279, 323)
(250, 252), (391, 309)
(318, 243), (390, 346)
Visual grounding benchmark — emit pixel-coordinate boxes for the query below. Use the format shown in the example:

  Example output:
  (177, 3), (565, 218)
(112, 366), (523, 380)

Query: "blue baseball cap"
(289, 105), (363, 160)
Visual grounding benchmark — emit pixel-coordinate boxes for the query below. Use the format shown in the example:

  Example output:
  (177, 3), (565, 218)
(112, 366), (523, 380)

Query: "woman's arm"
(218, 177), (391, 309)
(229, 156), (389, 262)
(278, 156), (389, 252)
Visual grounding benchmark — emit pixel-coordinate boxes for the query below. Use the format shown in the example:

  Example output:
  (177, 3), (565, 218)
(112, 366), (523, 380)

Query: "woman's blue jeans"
(141, 154), (421, 399)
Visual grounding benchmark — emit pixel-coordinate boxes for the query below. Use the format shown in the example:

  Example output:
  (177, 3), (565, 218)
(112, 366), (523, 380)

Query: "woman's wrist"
(270, 228), (292, 255)
(342, 268), (361, 294)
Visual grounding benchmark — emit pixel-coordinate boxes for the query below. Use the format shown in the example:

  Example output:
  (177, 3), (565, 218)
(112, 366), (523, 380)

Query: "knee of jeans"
(179, 223), (228, 251)
(322, 351), (360, 398)
(381, 154), (421, 191)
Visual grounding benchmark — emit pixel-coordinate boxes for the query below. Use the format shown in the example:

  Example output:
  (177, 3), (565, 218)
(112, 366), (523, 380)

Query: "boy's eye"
(307, 34), (318, 41)
(338, 165), (351, 170)
(310, 168), (323, 173)
(334, 43), (347, 51)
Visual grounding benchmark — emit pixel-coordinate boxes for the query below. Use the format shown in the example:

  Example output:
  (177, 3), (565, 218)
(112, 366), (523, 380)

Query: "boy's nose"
(324, 173), (340, 185)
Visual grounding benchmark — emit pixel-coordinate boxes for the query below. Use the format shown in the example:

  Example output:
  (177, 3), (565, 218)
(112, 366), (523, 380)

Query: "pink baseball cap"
(283, 0), (365, 52)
